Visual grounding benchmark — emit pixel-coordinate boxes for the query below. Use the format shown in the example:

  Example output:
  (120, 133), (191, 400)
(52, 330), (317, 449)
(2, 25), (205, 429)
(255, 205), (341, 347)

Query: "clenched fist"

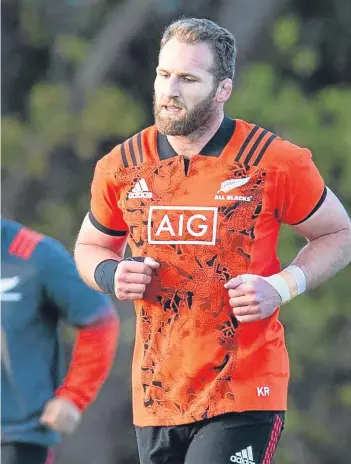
(40, 397), (81, 434)
(225, 274), (282, 323)
(114, 256), (159, 301)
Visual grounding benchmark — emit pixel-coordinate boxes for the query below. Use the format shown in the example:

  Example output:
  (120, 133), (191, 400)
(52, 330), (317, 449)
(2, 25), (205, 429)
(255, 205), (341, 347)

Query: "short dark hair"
(161, 17), (237, 82)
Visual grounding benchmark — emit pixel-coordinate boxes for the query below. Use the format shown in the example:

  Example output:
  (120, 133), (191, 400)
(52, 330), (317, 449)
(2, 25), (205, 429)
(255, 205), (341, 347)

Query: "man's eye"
(182, 77), (195, 82)
(159, 73), (169, 78)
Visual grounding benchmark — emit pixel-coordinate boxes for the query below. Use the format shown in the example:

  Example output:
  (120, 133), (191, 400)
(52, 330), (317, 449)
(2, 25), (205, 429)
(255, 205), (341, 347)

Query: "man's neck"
(166, 112), (225, 158)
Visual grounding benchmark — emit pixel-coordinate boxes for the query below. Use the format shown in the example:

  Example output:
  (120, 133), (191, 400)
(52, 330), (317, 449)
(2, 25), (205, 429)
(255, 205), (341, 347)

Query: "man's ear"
(216, 79), (232, 103)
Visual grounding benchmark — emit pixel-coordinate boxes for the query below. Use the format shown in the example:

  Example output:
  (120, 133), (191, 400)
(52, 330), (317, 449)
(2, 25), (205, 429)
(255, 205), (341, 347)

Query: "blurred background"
(1, 0), (351, 463)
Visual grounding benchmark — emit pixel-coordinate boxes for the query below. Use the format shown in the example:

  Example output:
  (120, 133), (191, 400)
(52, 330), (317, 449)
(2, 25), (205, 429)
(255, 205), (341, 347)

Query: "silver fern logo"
(217, 177), (251, 193)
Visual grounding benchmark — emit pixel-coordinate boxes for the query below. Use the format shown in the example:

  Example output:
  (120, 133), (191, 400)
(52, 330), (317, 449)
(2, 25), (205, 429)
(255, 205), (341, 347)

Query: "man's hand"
(40, 397), (81, 434)
(114, 257), (159, 301)
(224, 275), (282, 323)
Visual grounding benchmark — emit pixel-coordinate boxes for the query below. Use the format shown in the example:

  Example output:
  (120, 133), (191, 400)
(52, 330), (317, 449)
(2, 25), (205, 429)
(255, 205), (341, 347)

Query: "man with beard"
(74, 17), (351, 464)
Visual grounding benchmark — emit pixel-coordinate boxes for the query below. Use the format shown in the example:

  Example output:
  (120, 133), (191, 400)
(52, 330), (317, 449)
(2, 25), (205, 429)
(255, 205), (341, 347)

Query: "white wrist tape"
(241, 273), (291, 304)
(262, 274), (291, 303)
(284, 264), (307, 295)
(240, 265), (306, 304)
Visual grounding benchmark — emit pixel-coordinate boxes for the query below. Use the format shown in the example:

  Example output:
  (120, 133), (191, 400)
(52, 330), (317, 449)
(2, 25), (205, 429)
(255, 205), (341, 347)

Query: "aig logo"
(148, 206), (218, 245)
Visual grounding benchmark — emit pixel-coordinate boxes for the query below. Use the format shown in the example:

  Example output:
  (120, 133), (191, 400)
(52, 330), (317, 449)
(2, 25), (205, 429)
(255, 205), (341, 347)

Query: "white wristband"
(284, 265), (307, 295)
(241, 273), (291, 304)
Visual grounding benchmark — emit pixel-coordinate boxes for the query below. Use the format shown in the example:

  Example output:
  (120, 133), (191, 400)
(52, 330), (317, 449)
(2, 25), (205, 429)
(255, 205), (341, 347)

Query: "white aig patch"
(148, 206), (218, 245)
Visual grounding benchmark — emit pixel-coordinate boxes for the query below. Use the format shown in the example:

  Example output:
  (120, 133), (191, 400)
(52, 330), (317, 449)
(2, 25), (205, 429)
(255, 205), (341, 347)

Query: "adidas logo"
(128, 178), (152, 199)
(230, 446), (255, 464)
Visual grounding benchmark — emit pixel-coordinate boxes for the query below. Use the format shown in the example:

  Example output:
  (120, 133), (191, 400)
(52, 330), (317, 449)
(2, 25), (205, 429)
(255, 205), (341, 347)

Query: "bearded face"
(153, 86), (218, 136)
(154, 39), (221, 136)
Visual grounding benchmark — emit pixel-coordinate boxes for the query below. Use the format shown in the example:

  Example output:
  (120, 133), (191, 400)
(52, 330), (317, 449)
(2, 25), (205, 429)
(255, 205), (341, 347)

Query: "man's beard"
(154, 88), (217, 136)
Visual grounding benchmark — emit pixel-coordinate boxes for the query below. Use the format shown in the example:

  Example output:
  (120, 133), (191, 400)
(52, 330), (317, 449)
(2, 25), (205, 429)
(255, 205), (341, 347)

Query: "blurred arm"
(41, 307), (119, 433)
(55, 313), (119, 413)
(39, 237), (119, 415)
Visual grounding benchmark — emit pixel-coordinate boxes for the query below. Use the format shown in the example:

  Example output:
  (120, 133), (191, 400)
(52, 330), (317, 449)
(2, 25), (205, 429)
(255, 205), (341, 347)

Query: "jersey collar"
(156, 115), (236, 160)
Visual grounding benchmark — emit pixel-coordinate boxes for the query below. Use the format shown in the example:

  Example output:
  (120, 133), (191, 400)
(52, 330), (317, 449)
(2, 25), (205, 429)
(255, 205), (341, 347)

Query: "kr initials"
(257, 386), (270, 397)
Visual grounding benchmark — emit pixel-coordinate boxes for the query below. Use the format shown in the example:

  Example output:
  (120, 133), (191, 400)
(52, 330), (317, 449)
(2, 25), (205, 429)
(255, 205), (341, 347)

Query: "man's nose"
(164, 76), (180, 99)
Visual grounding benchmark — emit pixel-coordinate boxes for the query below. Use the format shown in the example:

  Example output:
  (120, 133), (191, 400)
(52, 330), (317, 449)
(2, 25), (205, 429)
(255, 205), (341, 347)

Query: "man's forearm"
(74, 243), (123, 291)
(288, 228), (351, 291)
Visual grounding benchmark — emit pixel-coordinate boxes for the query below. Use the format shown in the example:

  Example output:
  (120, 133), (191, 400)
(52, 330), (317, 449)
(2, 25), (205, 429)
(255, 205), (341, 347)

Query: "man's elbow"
(332, 226), (351, 265)
(340, 226), (351, 255)
(80, 306), (120, 332)
(337, 224), (351, 241)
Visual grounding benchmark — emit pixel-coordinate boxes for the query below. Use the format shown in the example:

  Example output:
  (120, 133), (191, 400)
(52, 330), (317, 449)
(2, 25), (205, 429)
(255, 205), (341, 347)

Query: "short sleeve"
(37, 237), (112, 326)
(89, 158), (128, 236)
(278, 146), (326, 225)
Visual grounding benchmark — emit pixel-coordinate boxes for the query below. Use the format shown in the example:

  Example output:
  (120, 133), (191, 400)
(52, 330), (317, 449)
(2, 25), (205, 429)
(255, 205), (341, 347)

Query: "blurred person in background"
(1, 217), (119, 464)
(74, 17), (351, 464)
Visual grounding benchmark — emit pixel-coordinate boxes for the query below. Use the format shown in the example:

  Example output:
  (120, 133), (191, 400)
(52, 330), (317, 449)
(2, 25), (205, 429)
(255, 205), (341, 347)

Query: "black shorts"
(135, 411), (285, 464)
(1, 443), (51, 464)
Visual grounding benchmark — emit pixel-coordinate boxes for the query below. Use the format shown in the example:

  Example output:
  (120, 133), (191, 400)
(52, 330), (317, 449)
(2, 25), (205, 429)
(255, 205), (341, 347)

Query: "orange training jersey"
(89, 116), (326, 427)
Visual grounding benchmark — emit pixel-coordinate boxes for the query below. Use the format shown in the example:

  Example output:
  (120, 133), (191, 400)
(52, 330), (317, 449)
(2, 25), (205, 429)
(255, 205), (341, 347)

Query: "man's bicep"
(292, 187), (351, 241)
(76, 213), (128, 256)
(277, 146), (326, 225)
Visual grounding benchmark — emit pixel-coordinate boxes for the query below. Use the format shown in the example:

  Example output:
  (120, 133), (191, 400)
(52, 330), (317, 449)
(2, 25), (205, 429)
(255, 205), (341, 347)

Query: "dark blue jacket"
(1, 218), (111, 447)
